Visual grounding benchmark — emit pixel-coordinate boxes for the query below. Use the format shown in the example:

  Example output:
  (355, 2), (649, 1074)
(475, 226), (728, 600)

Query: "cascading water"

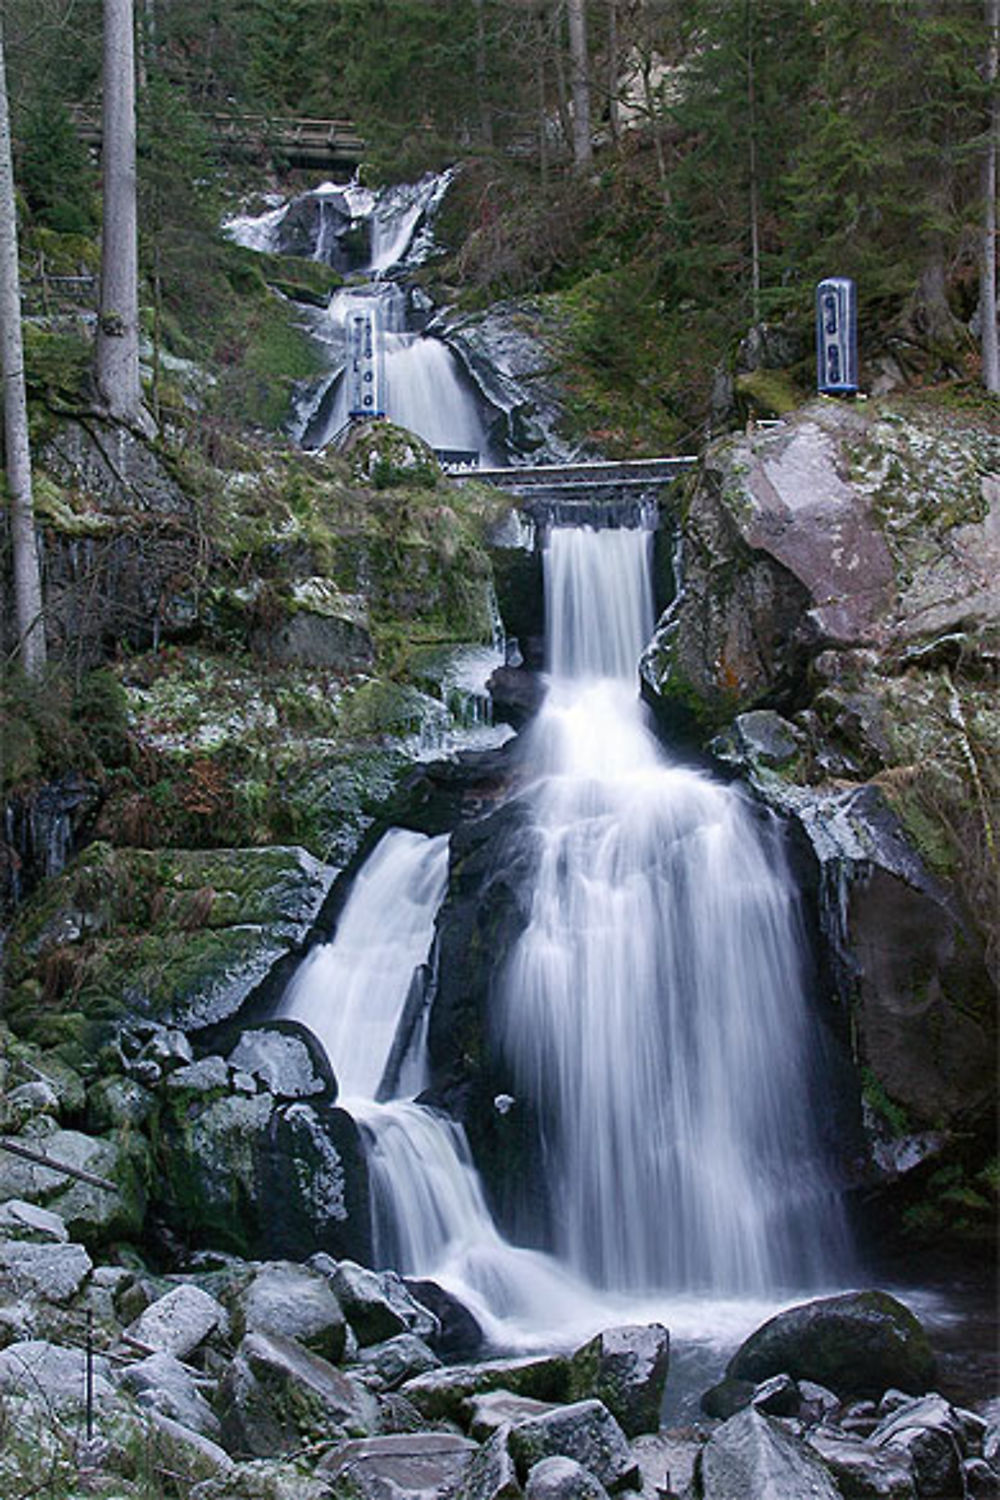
(280, 827), (606, 1346)
(500, 519), (850, 1296)
(226, 173), (494, 458)
(279, 510), (852, 1362)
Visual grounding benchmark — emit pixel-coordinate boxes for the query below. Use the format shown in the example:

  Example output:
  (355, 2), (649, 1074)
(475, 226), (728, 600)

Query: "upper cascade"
(226, 171), (496, 459)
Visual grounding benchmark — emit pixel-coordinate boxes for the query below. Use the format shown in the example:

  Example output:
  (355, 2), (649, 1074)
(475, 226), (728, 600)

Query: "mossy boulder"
(2, 843), (334, 1044)
(726, 1290), (937, 1399)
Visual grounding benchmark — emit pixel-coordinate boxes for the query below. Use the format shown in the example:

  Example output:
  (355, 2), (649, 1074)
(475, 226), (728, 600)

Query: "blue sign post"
(347, 308), (385, 420)
(816, 277), (858, 395)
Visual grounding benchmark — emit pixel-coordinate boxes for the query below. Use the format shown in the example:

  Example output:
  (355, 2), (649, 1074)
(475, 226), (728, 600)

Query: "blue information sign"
(816, 278), (858, 394)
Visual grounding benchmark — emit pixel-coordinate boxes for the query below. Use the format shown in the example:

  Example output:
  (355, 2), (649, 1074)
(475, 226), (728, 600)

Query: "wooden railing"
(70, 106), (364, 168)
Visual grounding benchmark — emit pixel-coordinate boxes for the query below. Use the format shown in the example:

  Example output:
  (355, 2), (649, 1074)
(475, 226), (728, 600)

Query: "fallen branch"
(0, 1137), (119, 1193)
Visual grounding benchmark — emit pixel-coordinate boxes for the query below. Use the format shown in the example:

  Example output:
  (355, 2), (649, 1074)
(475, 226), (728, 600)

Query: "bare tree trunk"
(474, 0), (494, 150)
(567, 0), (593, 170)
(96, 0), (154, 436)
(552, 1), (574, 159)
(746, 0), (761, 325)
(0, 17), (46, 676)
(982, 0), (999, 393)
(607, 0), (620, 151)
(537, 6), (550, 188)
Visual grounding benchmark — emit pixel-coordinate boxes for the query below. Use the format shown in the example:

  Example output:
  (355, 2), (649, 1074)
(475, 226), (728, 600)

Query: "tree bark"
(982, 0), (999, 393)
(96, 0), (153, 435)
(474, 0), (494, 150)
(0, 17), (47, 676)
(566, 0), (592, 170)
(746, 0), (761, 325)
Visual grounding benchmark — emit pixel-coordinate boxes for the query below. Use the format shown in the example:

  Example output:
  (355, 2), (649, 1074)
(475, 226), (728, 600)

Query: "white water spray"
(499, 522), (849, 1295)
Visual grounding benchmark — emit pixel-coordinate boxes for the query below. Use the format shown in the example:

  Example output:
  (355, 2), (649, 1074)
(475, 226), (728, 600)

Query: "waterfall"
(500, 520), (850, 1295)
(226, 173), (493, 459)
(279, 513), (851, 1352)
(281, 826), (609, 1348)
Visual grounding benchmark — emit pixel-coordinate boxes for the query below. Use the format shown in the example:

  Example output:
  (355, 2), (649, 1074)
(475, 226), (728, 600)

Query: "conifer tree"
(982, 0), (999, 392)
(0, 11), (47, 675)
(96, 0), (154, 435)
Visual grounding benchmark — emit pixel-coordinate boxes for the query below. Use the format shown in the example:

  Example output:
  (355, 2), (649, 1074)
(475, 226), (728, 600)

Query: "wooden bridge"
(71, 107), (364, 171)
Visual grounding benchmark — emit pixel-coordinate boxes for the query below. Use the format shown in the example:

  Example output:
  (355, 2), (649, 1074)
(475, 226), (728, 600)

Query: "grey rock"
(751, 1373), (802, 1417)
(0, 1240), (91, 1303)
(166, 1056), (231, 1095)
(525, 1455), (610, 1500)
(357, 1332), (441, 1390)
(0, 1338), (115, 1414)
(0, 1200), (69, 1243)
(631, 1431), (702, 1500)
(236, 1260), (346, 1362)
(468, 1390), (560, 1442)
(797, 1379), (840, 1423)
(2, 1080), (61, 1129)
(119, 1351), (222, 1439)
(140, 1410), (233, 1483)
(252, 604), (375, 671)
(402, 1354), (572, 1423)
(714, 710), (803, 770)
(701, 1376), (756, 1420)
(805, 1425), (916, 1498)
(330, 1260), (439, 1347)
(190, 1456), (332, 1499)
(456, 1426), (523, 1500)
(143, 1027), (195, 1071)
(319, 1432), (479, 1500)
(727, 1290), (937, 1398)
(965, 1457), (1000, 1498)
(700, 1406), (840, 1500)
(218, 1329), (378, 1458)
(871, 1394), (968, 1495)
(227, 1024), (332, 1101)
(568, 1323), (670, 1437)
(507, 1400), (639, 1494)
(126, 1282), (228, 1359)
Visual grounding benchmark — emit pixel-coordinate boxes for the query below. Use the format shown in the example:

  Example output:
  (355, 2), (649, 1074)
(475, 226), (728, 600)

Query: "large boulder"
(322, 1259), (438, 1347)
(155, 1081), (370, 1264)
(568, 1323), (670, 1438)
(318, 1433), (479, 1499)
(699, 1406), (841, 1500)
(727, 1291), (937, 1399)
(217, 1330), (378, 1458)
(233, 1261), (346, 1362)
(506, 1399), (640, 1494)
(125, 1282), (227, 1359)
(642, 398), (1000, 730)
(401, 1353), (573, 1424)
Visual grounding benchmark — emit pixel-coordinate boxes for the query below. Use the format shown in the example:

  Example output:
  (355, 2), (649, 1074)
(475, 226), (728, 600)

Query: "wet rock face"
(428, 797), (548, 1244)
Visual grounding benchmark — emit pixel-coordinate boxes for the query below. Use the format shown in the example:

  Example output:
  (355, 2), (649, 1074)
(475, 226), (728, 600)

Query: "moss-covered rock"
(2, 842), (334, 1043)
(726, 1290), (937, 1399)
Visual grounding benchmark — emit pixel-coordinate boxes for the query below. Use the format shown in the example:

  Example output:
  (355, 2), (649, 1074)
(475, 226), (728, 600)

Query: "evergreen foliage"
(17, 91), (96, 234)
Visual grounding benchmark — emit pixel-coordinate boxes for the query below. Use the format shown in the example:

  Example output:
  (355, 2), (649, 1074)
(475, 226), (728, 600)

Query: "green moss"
(735, 368), (806, 417)
(861, 1066), (911, 1137)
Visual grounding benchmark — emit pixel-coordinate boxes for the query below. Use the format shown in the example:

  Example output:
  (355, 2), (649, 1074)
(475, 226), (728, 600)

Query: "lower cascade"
(280, 514), (852, 1346)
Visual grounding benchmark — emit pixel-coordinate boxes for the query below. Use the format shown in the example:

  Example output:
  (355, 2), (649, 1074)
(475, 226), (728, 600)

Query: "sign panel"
(816, 277), (858, 394)
(347, 308), (384, 419)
